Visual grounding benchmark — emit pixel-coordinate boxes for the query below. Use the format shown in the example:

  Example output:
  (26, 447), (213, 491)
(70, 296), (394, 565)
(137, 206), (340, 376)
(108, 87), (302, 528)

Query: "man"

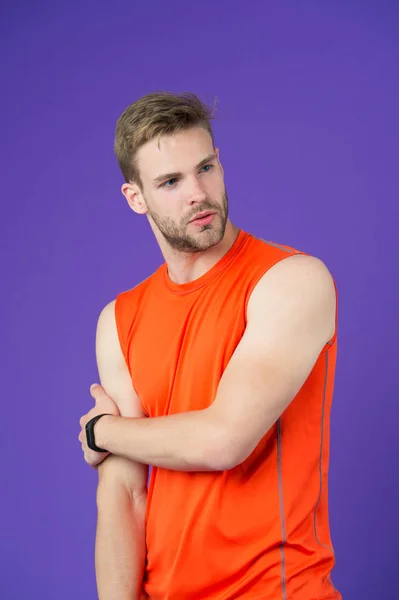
(79, 91), (341, 600)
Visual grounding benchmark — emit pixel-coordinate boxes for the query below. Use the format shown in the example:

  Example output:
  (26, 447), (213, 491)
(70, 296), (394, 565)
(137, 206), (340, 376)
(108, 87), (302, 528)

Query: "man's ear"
(121, 182), (148, 215)
(215, 147), (224, 177)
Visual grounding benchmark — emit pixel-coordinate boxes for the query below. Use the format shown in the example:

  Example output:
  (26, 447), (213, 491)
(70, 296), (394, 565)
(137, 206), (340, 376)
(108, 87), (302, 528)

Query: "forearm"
(95, 478), (147, 600)
(95, 409), (228, 472)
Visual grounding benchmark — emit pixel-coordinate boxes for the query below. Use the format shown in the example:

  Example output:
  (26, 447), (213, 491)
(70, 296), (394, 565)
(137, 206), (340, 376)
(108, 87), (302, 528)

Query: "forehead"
(137, 127), (214, 178)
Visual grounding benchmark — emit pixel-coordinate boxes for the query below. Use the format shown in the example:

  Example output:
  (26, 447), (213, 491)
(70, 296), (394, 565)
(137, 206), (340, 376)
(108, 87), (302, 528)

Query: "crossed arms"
(83, 253), (336, 600)
(84, 254), (336, 472)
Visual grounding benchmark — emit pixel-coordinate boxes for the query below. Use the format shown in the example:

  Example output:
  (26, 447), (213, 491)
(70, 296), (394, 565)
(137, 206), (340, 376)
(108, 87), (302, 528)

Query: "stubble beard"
(146, 192), (229, 253)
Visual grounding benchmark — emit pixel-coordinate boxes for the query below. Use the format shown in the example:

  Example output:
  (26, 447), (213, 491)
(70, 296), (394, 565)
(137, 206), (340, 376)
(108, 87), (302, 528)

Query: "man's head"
(114, 91), (228, 253)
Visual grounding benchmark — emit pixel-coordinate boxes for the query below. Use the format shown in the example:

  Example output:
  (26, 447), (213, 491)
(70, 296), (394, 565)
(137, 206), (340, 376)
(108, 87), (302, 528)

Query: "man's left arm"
(91, 254), (336, 472)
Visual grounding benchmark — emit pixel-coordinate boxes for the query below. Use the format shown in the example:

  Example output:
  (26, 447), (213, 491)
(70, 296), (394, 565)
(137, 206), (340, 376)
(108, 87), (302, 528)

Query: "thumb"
(90, 383), (106, 402)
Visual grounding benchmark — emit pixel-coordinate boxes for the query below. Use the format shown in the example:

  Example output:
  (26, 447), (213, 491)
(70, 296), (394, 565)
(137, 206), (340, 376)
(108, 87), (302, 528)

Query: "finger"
(90, 383), (106, 402)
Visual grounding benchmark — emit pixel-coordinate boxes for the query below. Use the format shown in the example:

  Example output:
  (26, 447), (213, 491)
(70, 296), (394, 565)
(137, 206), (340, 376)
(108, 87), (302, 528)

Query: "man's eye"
(201, 164), (213, 173)
(162, 178), (178, 188)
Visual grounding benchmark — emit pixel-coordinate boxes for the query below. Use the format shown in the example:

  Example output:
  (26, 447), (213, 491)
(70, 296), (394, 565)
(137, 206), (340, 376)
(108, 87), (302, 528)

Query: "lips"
(190, 211), (214, 223)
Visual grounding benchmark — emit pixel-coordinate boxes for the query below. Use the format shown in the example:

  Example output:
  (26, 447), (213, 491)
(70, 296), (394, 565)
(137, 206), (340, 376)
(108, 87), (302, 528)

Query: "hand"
(78, 384), (120, 468)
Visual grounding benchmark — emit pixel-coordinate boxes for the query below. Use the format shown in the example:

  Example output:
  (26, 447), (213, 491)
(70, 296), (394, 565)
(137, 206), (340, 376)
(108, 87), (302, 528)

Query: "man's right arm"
(94, 300), (148, 600)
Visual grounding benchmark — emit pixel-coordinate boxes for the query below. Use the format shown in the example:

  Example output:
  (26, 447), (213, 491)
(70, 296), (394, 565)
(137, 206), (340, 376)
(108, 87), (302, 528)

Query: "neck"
(157, 220), (240, 284)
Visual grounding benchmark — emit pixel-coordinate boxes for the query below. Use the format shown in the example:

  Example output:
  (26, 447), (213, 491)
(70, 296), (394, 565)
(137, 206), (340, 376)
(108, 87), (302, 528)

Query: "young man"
(79, 92), (341, 600)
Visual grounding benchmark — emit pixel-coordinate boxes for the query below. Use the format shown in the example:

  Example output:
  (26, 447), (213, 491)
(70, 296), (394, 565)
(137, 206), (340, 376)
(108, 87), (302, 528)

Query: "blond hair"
(114, 91), (216, 186)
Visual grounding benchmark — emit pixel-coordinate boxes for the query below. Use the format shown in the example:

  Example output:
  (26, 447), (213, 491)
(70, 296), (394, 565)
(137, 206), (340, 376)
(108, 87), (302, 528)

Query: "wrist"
(94, 414), (117, 451)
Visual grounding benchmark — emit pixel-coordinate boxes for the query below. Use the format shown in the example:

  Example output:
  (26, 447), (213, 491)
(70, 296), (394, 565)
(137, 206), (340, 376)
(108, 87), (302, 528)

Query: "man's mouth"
(189, 211), (215, 224)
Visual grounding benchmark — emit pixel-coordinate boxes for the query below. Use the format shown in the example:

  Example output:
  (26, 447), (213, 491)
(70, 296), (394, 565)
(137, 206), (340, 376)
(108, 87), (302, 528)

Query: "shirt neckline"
(161, 229), (249, 295)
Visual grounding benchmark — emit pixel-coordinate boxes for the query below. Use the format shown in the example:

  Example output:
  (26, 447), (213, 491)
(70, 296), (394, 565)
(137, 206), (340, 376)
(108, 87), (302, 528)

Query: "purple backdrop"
(1, 1), (398, 598)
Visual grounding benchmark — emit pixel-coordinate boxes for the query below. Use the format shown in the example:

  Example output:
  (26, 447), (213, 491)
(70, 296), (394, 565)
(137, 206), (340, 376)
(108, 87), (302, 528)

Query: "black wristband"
(85, 413), (111, 452)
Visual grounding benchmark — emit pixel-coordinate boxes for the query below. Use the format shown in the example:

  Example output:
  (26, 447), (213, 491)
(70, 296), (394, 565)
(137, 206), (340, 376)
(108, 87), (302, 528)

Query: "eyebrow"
(152, 153), (217, 185)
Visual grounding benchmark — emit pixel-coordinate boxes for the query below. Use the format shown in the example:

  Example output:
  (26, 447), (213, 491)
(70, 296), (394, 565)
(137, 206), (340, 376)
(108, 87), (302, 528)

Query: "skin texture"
(78, 125), (336, 599)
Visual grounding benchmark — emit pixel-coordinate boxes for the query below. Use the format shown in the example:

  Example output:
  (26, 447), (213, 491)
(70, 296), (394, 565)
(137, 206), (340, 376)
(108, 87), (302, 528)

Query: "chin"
(195, 227), (224, 248)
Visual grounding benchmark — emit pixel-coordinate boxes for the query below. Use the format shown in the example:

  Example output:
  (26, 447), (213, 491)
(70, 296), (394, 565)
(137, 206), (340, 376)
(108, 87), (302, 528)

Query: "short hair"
(114, 91), (216, 186)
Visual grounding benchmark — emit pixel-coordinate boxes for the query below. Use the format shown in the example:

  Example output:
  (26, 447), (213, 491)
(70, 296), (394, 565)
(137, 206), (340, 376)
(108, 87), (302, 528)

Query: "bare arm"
(94, 300), (148, 600)
(93, 254), (336, 472)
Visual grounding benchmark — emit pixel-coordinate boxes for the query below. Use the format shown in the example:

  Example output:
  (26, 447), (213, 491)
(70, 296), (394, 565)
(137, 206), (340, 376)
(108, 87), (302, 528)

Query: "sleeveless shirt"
(115, 229), (340, 600)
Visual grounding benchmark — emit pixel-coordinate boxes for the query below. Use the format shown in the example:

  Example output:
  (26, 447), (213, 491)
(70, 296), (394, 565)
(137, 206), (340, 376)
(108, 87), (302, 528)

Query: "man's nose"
(185, 176), (207, 204)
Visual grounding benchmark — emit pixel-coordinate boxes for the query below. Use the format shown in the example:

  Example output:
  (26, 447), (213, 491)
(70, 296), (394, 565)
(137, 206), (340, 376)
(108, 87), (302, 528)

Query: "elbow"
(96, 473), (147, 510)
(96, 455), (148, 507)
(190, 412), (248, 471)
(205, 433), (245, 472)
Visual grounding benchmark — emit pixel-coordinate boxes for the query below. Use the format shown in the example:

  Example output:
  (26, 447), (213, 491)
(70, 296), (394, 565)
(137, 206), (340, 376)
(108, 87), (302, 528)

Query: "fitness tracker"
(85, 413), (111, 452)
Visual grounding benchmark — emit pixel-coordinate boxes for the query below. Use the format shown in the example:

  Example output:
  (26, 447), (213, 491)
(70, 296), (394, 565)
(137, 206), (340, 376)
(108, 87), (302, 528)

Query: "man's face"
(134, 126), (228, 252)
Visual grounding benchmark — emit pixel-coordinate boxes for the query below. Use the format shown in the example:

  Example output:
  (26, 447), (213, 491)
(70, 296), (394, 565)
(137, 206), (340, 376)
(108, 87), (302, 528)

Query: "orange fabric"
(115, 230), (341, 600)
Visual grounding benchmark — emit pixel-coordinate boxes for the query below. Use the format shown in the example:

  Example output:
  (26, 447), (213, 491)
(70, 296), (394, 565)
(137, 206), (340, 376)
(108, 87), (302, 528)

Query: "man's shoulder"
(116, 266), (162, 302)
(247, 232), (334, 283)
(257, 253), (334, 293)
(250, 253), (336, 325)
(246, 231), (301, 253)
(95, 267), (161, 334)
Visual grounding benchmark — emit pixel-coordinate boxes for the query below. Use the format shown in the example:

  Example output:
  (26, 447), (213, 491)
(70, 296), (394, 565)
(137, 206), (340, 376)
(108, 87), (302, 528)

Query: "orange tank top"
(115, 229), (341, 600)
